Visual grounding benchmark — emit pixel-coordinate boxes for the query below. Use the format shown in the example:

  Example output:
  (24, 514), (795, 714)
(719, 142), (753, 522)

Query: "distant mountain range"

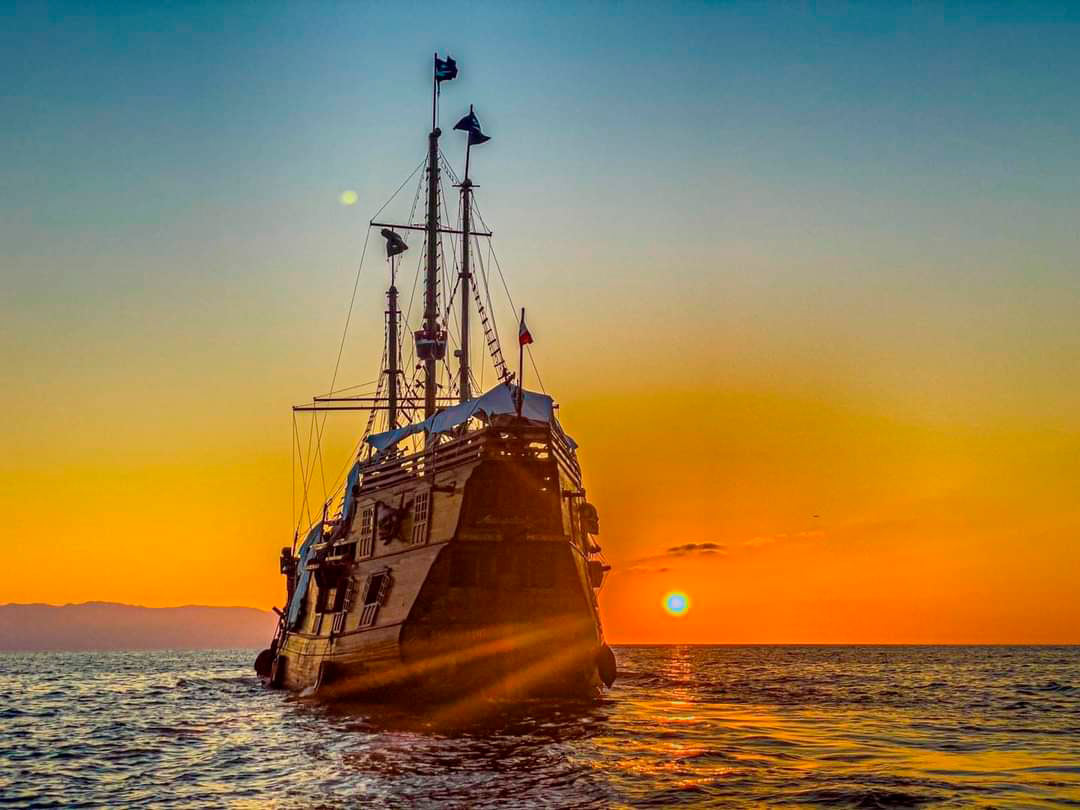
(0, 602), (278, 651)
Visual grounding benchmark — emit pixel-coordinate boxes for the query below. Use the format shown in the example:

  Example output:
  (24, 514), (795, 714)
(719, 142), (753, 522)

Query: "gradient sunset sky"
(4, 2), (1079, 642)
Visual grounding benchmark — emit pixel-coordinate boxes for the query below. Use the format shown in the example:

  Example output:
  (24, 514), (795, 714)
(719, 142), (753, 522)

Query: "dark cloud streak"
(666, 542), (725, 555)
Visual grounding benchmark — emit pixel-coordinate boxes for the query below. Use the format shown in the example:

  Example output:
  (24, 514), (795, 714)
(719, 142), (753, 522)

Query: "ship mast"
(453, 103), (491, 402)
(423, 56), (442, 419)
(367, 54), (473, 424)
(387, 257), (399, 430)
(377, 228), (409, 431)
(458, 110), (475, 403)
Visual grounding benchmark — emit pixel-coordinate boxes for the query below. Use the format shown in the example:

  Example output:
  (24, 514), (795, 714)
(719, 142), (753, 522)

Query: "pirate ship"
(255, 54), (616, 700)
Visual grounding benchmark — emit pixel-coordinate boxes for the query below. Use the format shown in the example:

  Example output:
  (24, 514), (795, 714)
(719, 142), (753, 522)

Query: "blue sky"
(4, 1), (1079, 431)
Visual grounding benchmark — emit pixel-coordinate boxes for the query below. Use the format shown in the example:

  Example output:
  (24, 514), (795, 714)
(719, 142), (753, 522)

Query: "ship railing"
(355, 422), (580, 493)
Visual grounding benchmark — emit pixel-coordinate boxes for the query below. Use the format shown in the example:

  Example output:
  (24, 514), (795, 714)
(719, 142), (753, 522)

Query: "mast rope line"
(315, 408), (328, 504)
(331, 154), (423, 394)
(402, 249), (423, 360)
(472, 200), (547, 394)
(291, 106), (442, 533)
(440, 152), (514, 396)
(317, 379), (380, 398)
(297, 414), (317, 530)
(292, 199), (377, 533)
(294, 414), (313, 536)
(329, 155), (423, 395)
(435, 247), (468, 400)
(292, 121), (551, 530)
(293, 410), (323, 539)
(291, 413), (313, 540)
(429, 180), (462, 403)
(434, 252), (486, 398)
(473, 247), (510, 384)
(476, 241), (507, 381)
(291, 413), (298, 550)
(435, 156), (509, 392)
(307, 241), (399, 517)
(291, 158), (425, 540)
(393, 167), (427, 407)
(292, 159), (427, 535)
(472, 235), (511, 382)
(350, 327), (388, 470)
(302, 409), (319, 517)
(438, 155), (511, 389)
(369, 158), (427, 228)
(306, 220), (374, 514)
(298, 325), (387, 535)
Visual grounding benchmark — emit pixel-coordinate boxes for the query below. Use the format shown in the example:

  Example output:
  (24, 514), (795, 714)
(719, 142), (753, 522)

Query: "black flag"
(454, 108), (491, 146)
(435, 55), (458, 82)
(381, 228), (408, 258)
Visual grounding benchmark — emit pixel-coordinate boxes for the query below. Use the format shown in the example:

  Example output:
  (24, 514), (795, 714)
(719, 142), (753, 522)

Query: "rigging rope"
(472, 200), (547, 394)
(371, 158), (426, 224)
(437, 154), (507, 394)
(292, 414), (313, 539)
(291, 145), (558, 532)
(328, 156), (423, 396)
(292, 160), (428, 534)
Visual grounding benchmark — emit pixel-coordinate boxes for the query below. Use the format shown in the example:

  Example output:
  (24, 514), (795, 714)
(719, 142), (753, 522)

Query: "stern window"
(358, 505), (376, 557)
(358, 570), (393, 628)
(411, 490), (431, 545)
(364, 572), (389, 605)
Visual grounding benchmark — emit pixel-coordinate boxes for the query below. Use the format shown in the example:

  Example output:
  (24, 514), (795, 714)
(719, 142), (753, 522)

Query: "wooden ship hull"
(263, 418), (614, 700)
(255, 53), (615, 701)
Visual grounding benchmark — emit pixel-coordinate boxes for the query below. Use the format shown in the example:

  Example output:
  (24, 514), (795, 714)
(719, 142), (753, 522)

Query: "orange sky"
(4, 356), (1079, 642)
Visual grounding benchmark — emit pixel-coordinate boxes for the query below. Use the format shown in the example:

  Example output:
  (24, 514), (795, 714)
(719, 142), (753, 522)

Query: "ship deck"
(353, 420), (582, 498)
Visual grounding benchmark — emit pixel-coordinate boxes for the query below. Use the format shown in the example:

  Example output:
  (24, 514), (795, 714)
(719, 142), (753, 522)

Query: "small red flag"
(518, 316), (534, 346)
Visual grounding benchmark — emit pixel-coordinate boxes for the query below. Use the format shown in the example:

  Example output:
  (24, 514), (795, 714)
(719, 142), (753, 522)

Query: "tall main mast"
(423, 66), (441, 420)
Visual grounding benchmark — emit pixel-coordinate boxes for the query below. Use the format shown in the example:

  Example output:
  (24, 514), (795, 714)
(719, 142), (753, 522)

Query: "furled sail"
(365, 383), (559, 452)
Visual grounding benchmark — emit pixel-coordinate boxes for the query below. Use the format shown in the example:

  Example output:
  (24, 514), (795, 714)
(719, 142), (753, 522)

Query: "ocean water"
(2, 647), (1078, 809)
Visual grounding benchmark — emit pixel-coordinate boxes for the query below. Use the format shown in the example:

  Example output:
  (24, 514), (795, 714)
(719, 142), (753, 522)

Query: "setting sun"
(663, 592), (690, 617)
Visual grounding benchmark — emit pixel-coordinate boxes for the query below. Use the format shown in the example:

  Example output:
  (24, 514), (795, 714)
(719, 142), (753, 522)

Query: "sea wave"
(1, 646), (1079, 808)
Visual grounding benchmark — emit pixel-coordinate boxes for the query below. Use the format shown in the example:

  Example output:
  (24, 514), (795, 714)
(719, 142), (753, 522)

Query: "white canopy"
(365, 383), (559, 452)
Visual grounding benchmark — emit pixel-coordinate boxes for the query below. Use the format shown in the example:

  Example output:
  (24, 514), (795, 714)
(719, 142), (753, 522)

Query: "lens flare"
(339, 189), (359, 206)
(664, 591), (690, 616)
